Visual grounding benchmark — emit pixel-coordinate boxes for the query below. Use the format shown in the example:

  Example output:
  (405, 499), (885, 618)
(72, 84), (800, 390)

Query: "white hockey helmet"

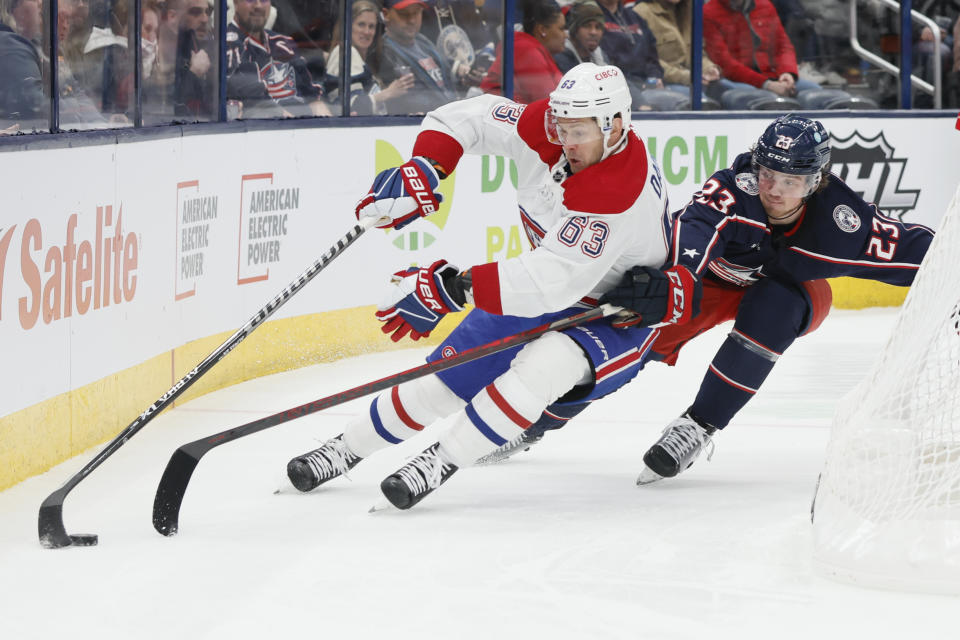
(547, 63), (632, 161)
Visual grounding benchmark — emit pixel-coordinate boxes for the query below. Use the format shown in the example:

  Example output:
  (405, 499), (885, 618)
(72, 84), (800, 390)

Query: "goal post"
(811, 183), (960, 595)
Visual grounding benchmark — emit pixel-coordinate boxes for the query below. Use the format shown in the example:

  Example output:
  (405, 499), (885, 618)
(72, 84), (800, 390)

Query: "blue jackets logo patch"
(833, 205), (861, 232)
(735, 172), (759, 195)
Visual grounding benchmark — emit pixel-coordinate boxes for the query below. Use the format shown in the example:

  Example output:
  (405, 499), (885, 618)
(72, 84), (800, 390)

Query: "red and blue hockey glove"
(376, 260), (466, 342)
(355, 157), (444, 230)
(600, 265), (702, 327)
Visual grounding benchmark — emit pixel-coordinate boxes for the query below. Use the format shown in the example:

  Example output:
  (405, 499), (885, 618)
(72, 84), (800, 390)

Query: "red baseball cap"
(384, 0), (430, 9)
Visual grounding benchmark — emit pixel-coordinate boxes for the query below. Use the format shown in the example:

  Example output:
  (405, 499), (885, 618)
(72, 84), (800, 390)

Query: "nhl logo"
(832, 205), (861, 232)
(735, 172), (759, 195)
(830, 131), (919, 221)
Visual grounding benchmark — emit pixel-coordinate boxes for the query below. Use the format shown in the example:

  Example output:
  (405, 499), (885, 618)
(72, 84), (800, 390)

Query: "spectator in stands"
(633, 0), (723, 101)
(226, 0), (332, 118)
(379, 0), (455, 114)
(595, 0), (661, 84)
(420, 0), (500, 53)
(420, 0), (500, 88)
(155, 0), (183, 96)
(594, 0), (688, 109)
(9, 0), (42, 44)
(913, 14), (954, 106)
(703, 0), (820, 109)
(142, 0), (161, 80)
(480, 0), (564, 104)
(0, 0), (46, 132)
(77, 0), (133, 118)
(57, 0), (111, 126)
(554, 1), (608, 73)
(174, 0), (216, 119)
(326, 0), (414, 115)
(62, 0), (92, 65)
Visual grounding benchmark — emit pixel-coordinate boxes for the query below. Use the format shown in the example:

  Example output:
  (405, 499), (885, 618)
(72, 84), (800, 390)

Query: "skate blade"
(368, 498), (395, 513)
(636, 467), (665, 486)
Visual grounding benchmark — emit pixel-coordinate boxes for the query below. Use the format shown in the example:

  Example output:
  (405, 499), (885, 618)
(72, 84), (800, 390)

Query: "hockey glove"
(376, 260), (466, 342)
(356, 157), (444, 230)
(600, 265), (702, 327)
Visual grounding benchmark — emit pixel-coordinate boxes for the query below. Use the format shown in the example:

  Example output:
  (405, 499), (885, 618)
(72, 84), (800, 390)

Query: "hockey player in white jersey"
(285, 63), (689, 509)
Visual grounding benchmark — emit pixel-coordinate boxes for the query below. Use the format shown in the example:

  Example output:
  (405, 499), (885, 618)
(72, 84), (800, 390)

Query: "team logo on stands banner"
(830, 131), (920, 221)
(375, 139), (456, 253)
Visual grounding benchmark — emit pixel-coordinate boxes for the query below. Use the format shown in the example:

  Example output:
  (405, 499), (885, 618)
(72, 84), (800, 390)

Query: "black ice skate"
(286, 434), (362, 492)
(637, 412), (716, 485)
(475, 431), (544, 465)
(380, 443), (458, 510)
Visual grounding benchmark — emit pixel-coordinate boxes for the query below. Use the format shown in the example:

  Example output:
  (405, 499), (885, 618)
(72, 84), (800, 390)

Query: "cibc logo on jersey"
(830, 131), (920, 221)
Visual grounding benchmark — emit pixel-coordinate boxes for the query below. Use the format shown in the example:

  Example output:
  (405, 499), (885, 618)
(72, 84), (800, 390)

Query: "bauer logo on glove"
(356, 157), (444, 231)
(376, 260), (466, 342)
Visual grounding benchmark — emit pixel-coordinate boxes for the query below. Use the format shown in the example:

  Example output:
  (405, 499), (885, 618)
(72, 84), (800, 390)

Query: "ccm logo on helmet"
(402, 165), (437, 214)
(595, 69), (619, 80)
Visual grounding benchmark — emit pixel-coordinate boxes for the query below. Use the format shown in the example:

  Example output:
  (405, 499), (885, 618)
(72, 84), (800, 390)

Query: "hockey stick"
(38, 216), (381, 549)
(152, 304), (619, 536)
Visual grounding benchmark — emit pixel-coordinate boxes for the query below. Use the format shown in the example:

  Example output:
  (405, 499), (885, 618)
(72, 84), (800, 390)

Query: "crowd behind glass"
(1, 0), (959, 134)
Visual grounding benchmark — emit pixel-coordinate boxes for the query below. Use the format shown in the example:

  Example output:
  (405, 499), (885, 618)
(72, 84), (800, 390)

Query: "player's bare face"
(384, 6), (422, 46)
(235, 0), (270, 36)
(757, 166), (812, 223)
(353, 10), (377, 54)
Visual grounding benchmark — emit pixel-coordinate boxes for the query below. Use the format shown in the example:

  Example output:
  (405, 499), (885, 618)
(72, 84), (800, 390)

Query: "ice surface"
(2, 309), (956, 639)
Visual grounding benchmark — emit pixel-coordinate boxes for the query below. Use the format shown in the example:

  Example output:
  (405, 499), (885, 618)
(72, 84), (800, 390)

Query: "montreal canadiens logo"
(441, 345), (458, 359)
(832, 205), (861, 232)
(735, 172), (759, 195)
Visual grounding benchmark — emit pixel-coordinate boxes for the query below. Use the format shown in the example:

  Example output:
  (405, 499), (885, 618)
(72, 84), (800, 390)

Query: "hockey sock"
(690, 328), (783, 429)
(344, 374), (464, 457)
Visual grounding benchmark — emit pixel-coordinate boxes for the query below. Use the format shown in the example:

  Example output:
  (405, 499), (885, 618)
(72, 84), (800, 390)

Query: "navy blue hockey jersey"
(225, 21), (323, 114)
(670, 153), (934, 287)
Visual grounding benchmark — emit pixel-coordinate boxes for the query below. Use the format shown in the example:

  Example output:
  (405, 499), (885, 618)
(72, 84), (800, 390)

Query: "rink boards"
(0, 114), (957, 490)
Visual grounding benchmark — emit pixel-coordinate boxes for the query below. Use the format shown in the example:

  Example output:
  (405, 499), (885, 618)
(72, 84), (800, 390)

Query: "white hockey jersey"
(412, 94), (671, 317)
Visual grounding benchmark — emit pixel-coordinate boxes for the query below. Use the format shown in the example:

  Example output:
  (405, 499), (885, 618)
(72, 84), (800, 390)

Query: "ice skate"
(636, 413), (716, 485)
(380, 443), (458, 510)
(475, 430), (544, 465)
(286, 434), (362, 492)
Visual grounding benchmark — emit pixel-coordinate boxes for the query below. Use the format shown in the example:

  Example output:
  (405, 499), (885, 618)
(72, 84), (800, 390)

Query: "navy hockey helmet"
(752, 115), (831, 176)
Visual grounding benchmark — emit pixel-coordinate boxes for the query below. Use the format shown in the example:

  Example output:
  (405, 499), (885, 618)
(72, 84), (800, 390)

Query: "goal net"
(812, 183), (960, 595)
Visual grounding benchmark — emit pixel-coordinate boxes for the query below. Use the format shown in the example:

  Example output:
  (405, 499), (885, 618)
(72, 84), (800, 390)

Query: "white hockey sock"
(439, 332), (591, 467)
(343, 374), (464, 458)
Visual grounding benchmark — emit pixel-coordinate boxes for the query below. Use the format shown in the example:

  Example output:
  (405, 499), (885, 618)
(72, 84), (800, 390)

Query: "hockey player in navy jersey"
(284, 62), (680, 509)
(490, 114), (935, 483)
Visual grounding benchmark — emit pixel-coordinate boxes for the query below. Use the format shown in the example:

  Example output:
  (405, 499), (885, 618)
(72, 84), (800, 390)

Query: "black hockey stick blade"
(38, 218), (377, 548)
(152, 304), (617, 536)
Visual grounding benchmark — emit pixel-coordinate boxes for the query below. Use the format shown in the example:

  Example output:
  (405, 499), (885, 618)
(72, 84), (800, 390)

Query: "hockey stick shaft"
(152, 304), (618, 536)
(38, 217), (379, 549)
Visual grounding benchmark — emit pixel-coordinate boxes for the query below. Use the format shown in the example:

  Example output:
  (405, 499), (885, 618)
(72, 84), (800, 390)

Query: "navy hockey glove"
(376, 260), (466, 342)
(600, 265), (702, 327)
(356, 157), (444, 230)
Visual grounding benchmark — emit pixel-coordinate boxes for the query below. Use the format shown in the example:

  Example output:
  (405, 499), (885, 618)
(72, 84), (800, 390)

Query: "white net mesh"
(812, 184), (960, 595)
